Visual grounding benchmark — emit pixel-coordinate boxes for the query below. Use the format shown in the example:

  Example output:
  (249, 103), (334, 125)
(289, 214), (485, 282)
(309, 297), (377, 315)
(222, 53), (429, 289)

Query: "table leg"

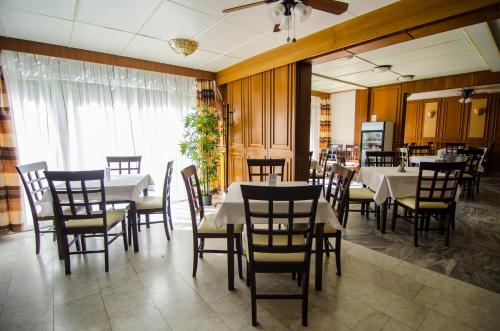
(315, 223), (324, 291)
(381, 199), (389, 233)
(128, 202), (139, 252)
(227, 224), (235, 291)
(143, 188), (150, 228)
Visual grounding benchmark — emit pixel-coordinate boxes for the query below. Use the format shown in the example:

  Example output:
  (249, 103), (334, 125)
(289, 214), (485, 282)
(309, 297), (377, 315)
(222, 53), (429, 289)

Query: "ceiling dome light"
(294, 2), (312, 22)
(168, 38), (198, 57)
(397, 74), (415, 82)
(268, 3), (285, 24)
(372, 65), (392, 73)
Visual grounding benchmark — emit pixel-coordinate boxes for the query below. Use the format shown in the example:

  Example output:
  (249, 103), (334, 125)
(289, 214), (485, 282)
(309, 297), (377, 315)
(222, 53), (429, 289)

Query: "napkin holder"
(398, 161), (406, 173)
(268, 174), (277, 186)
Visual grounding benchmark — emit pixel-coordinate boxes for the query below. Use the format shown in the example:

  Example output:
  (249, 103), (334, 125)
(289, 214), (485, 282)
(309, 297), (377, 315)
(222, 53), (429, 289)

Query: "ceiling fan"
(222, 0), (349, 42)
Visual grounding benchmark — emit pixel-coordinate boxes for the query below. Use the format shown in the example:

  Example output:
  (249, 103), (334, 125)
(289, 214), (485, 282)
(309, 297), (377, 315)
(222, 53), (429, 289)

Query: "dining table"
(40, 174), (154, 258)
(213, 181), (341, 291)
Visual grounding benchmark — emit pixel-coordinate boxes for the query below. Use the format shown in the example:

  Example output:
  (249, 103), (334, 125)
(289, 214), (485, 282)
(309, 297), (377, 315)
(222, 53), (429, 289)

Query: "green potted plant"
(180, 104), (222, 206)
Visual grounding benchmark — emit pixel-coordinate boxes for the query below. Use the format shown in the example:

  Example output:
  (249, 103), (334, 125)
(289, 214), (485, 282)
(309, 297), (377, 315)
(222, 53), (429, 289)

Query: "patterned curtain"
(196, 79), (217, 108)
(0, 58), (23, 234)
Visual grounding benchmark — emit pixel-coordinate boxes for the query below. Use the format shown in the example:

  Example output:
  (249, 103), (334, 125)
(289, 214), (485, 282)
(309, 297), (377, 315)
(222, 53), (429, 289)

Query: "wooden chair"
(247, 158), (285, 182)
(181, 165), (243, 278)
(136, 161), (174, 240)
(240, 184), (322, 327)
(309, 152), (332, 196)
(408, 145), (432, 156)
(445, 143), (465, 155)
(16, 161), (81, 254)
(366, 151), (397, 167)
(45, 170), (128, 274)
(457, 149), (483, 199)
(391, 162), (465, 247)
(427, 141), (434, 154)
(481, 143), (494, 176)
(106, 156), (142, 174)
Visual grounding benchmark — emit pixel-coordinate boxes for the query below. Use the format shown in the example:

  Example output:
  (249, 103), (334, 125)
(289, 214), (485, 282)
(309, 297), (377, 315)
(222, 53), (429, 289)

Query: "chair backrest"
(365, 151), (396, 167)
(408, 145), (432, 156)
(16, 161), (49, 220)
(308, 151), (313, 170)
(240, 184), (322, 265)
(106, 156), (142, 174)
(335, 155), (346, 166)
(350, 145), (360, 161)
(45, 170), (107, 229)
(180, 165), (204, 233)
(247, 158), (285, 182)
(416, 162), (465, 209)
(162, 161), (174, 209)
(325, 164), (354, 221)
(445, 143), (464, 155)
(457, 149), (483, 175)
(318, 148), (328, 165)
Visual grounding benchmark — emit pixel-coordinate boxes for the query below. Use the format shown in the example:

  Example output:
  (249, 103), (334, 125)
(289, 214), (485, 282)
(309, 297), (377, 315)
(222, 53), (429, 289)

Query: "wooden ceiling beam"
(311, 90), (331, 99)
(0, 37), (216, 81)
(216, 0), (500, 85)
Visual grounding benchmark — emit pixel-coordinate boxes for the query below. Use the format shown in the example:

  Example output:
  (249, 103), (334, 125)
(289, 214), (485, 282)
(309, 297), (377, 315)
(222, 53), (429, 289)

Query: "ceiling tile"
(70, 22), (134, 55)
(0, 9), (72, 46)
(196, 21), (260, 54)
(122, 35), (179, 64)
(463, 23), (500, 72)
(225, 4), (281, 34)
(316, 61), (374, 77)
(0, 21), (5, 36)
(174, 48), (221, 69)
(140, 1), (218, 41)
(0, 0), (77, 20)
(340, 70), (398, 86)
(226, 35), (283, 59)
(172, 0), (247, 18)
(199, 55), (241, 72)
(76, 0), (161, 33)
(345, 0), (399, 17)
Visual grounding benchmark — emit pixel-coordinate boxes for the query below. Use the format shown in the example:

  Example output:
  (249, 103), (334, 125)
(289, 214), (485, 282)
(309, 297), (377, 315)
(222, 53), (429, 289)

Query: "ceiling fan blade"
(273, 23), (281, 33)
(222, 1), (270, 13)
(303, 0), (349, 15)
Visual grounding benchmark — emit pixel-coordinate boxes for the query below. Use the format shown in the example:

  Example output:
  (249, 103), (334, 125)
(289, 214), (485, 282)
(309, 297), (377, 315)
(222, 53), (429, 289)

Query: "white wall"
(331, 90), (356, 145)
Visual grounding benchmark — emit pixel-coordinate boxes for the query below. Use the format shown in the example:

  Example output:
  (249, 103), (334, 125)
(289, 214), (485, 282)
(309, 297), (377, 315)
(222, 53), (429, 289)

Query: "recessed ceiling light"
(397, 75), (415, 82)
(372, 65), (392, 73)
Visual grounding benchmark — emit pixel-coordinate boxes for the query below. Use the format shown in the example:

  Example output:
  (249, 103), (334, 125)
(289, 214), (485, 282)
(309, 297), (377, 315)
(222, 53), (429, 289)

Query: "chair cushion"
(397, 198), (448, 210)
(136, 196), (163, 210)
(349, 187), (375, 200)
(244, 233), (306, 263)
(462, 173), (473, 179)
(198, 213), (243, 234)
(65, 210), (126, 229)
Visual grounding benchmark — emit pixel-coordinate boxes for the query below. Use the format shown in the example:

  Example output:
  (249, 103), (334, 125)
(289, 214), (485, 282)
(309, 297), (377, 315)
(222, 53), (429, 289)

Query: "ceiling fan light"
(279, 14), (292, 31)
(268, 3), (285, 24)
(294, 2), (312, 22)
(372, 65), (392, 73)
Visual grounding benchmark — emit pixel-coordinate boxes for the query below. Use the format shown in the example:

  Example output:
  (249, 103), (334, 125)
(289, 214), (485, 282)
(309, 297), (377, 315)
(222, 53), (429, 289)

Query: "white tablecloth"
(436, 148), (484, 172)
(409, 155), (467, 164)
(214, 181), (341, 229)
(40, 174), (154, 214)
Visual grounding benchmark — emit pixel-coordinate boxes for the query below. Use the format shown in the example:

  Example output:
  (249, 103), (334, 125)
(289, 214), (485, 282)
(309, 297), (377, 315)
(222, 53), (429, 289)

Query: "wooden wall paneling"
(466, 97), (488, 142)
(228, 79), (247, 182)
(370, 84), (403, 146)
(404, 101), (421, 141)
(440, 97), (466, 143)
(247, 73), (267, 158)
(294, 62), (312, 181)
(421, 100), (439, 140)
(354, 89), (369, 144)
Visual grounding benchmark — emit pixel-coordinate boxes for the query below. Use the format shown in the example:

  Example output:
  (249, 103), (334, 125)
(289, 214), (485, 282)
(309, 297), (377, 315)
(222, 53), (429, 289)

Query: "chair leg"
(146, 214), (150, 229)
(324, 237), (330, 257)
(63, 235), (71, 275)
(391, 203), (397, 231)
(445, 214), (451, 247)
(366, 202), (370, 219)
(301, 272), (309, 327)
(297, 272), (302, 287)
(342, 209), (349, 228)
(162, 211), (171, 241)
(413, 214), (419, 247)
(167, 200), (174, 231)
(74, 235), (81, 252)
(192, 237), (199, 277)
(250, 270), (258, 327)
(128, 217), (132, 246)
(246, 263), (250, 287)
(122, 220), (128, 251)
(199, 238), (205, 259)
(81, 234), (87, 251)
(137, 214), (141, 232)
(104, 232), (109, 272)
(34, 227), (41, 254)
(360, 202), (365, 216)
(335, 232), (341, 276)
(236, 235), (243, 279)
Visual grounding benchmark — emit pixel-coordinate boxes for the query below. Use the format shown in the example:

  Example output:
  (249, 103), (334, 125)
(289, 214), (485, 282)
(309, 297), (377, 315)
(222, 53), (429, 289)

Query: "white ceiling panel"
(172, 0), (247, 19)
(225, 5), (280, 34)
(0, 9), (72, 46)
(463, 23), (500, 72)
(0, 0), (77, 20)
(196, 21), (260, 54)
(140, 1), (217, 41)
(315, 60), (373, 77)
(345, 0), (399, 17)
(77, 0), (161, 33)
(200, 55), (242, 72)
(122, 35), (177, 64)
(226, 35), (283, 59)
(173, 49), (222, 69)
(70, 22), (134, 55)
(338, 70), (399, 86)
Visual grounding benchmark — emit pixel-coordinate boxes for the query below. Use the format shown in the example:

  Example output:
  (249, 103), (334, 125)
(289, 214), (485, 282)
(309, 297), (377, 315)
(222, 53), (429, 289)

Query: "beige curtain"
(0, 58), (23, 234)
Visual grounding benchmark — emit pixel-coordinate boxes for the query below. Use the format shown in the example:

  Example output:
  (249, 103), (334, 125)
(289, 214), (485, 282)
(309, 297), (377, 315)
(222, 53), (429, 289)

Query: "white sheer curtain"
(1, 50), (195, 206)
(309, 96), (321, 159)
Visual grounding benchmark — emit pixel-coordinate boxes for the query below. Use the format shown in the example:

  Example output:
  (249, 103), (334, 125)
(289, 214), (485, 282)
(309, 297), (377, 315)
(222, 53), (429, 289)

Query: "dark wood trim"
(295, 62), (312, 181)
(0, 37), (216, 81)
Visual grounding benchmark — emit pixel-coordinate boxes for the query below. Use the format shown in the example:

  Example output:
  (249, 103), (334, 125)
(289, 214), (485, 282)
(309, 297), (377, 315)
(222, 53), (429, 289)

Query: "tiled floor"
(343, 173), (500, 293)
(1, 201), (499, 330)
